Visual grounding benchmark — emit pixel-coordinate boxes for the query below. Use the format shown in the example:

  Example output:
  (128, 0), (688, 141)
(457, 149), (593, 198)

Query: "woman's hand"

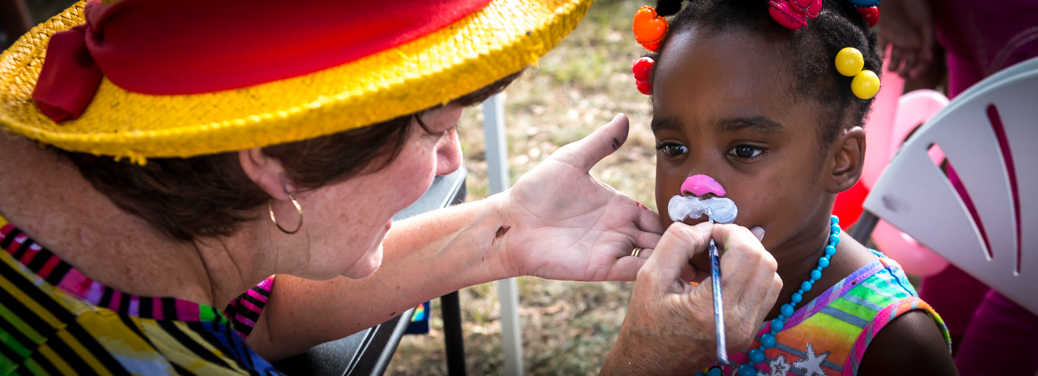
(602, 222), (783, 374)
(878, 0), (935, 79)
(497, 113), (667, 281)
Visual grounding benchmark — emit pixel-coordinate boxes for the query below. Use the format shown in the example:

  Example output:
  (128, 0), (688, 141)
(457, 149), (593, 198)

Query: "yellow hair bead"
(851, 70), (881, 99)
(835, 47), (864, 77)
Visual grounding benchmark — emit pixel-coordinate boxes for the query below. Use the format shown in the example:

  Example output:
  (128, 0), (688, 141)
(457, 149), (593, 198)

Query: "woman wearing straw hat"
(0, 0), (781, 374)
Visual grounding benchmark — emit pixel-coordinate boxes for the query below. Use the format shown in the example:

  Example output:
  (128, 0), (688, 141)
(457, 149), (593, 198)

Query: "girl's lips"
(386, 220), (392, 231)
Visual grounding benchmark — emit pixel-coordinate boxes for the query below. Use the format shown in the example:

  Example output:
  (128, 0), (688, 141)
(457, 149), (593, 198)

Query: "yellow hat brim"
(0, 0), (591, 162)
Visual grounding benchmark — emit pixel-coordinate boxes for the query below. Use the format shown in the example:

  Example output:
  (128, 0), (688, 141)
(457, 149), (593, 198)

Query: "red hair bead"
(632, 57), (653, 82)
(636, 80), (653, 95)
(856, 7), (879, 28)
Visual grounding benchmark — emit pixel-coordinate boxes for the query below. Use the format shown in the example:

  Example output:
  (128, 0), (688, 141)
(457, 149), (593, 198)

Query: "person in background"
(880, 0), (1038, 374)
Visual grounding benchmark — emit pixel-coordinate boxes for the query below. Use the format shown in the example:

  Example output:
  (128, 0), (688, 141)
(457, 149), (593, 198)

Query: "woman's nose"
(436, 128), (462, 176)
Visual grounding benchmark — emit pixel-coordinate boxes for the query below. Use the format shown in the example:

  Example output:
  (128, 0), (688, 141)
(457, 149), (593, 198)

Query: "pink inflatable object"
(860, 60), (904, 190)
(681, 174), (726, 197)
(836, 52), (950, 277)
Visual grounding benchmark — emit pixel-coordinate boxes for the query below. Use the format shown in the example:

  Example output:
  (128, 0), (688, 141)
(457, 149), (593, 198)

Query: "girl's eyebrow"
(716, 116), (784, 134)
(650, 117), (681, 133)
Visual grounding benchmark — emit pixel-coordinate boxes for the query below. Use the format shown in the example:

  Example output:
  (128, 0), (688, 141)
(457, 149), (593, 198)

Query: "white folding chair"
(855, 56), (1038, 315)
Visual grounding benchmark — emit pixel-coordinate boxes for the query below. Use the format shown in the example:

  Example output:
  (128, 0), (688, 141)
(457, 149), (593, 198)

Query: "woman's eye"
(729, 145), (764, 159)
(656, 143), (688, 157)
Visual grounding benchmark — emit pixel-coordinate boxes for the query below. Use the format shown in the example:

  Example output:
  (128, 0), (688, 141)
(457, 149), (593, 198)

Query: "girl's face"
(652, 28), (837, 254)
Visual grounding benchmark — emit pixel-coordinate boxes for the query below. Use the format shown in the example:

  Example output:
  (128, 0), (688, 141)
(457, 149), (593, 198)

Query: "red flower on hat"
(768, 0), (822, 30)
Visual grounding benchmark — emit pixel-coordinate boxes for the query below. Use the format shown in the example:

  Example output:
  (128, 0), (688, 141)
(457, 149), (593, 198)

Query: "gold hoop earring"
(268, 193), (303, 234)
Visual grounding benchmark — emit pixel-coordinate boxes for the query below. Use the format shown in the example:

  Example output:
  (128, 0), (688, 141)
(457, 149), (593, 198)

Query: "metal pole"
(482, 94), (524, 376)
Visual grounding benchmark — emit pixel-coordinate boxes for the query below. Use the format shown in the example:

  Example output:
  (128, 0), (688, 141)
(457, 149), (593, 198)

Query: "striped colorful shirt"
(0, 221), (283, 375)
(701, 251), (951, 376)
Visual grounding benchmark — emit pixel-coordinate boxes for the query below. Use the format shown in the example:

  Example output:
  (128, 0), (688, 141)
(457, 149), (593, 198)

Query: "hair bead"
(851, 70), (881, 99)
(856, 6), (880, 28)
(633, 6), (669, 49)
(835, 47), (865, 76)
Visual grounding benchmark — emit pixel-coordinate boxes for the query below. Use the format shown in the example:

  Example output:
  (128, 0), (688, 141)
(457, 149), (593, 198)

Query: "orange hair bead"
(633, 6), (669, 47)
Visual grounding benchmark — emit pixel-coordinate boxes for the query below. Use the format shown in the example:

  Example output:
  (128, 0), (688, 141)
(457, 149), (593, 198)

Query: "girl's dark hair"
(61, 71), (521, 242)
(653, 0), (882, 144)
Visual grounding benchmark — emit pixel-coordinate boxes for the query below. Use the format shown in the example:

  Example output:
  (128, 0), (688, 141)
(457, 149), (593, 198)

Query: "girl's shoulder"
(757, 254), (951, 376)
(842, 253), (956, 375)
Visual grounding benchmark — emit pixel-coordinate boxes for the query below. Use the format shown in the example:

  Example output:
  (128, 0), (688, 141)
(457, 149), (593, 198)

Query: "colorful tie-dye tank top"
(699, 251), (951, 376)
(0, 219), (283, 375)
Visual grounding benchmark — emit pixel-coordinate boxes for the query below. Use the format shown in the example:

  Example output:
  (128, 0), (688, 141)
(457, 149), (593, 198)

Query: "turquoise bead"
(771, 318), (785, 331)
(818, 257), (830, 268)
(708, 368), (723, 376)
(801, 281), (813, 292)
(761, 333), (777, 348)
(831, 225), (841, 235)
(737, 365), (756, 376)
(780, 303), (794, 317)
(825, 245), (836, 256)
(811, 269), (822, 280)
(791, 292), (802, 303)
(830, 234), (840, 245)
(831, 215), (839, 224)
(750, 348), (766, 364)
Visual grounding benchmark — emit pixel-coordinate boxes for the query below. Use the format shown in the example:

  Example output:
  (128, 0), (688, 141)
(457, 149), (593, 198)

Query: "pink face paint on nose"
(681, 174), (726, 197)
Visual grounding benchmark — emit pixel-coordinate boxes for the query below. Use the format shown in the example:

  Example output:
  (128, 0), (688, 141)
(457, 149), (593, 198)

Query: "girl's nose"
(681, 174), (727, 197)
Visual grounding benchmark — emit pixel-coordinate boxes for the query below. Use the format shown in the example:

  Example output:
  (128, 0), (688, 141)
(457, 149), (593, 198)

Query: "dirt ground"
(387, 1), (659, 374)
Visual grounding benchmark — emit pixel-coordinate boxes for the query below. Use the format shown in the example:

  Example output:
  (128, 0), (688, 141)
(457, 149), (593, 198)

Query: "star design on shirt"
(793, 343), (830, 376)
(763, 354), (791, 376)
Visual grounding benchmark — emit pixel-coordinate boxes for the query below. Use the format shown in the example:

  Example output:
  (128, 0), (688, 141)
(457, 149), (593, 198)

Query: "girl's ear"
(826, 126), (866, 193)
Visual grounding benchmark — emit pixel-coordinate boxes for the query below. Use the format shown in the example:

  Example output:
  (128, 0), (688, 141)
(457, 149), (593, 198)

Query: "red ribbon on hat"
(31, 0), (492, 122)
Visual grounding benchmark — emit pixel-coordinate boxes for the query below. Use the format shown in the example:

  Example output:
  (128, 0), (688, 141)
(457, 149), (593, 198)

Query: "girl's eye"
(729, 145), (764, 159)
(656, 143), (688, 157)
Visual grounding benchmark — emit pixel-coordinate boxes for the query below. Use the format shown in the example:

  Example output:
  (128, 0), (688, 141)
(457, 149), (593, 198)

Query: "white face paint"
(668, 195), (738, 224)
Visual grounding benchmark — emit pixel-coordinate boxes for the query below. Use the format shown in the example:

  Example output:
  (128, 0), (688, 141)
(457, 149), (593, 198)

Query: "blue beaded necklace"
(726, 215), (842, 376)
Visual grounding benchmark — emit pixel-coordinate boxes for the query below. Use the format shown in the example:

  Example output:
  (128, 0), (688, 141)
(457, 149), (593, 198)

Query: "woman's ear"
(239, 148), (293, 200)
(826, 126), (866, 193)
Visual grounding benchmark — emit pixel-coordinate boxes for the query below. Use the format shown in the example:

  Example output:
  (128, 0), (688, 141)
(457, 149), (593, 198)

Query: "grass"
(387, 1), (658, 374)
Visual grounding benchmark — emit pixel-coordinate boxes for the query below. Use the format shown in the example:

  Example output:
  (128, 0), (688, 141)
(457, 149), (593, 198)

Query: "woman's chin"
(341, 242), (384, 279)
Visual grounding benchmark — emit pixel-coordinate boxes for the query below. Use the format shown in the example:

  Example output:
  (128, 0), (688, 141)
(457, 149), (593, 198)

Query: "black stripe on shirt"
(156, 320), (236, 370)
(0, 228), (21, 250)
(24, 248), (52, 272)
(43, 260), (72, 286)
(11, 237), (32, 260)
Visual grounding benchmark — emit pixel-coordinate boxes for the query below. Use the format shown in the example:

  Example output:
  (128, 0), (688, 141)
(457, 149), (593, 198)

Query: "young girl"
(633, 0), (957, 374)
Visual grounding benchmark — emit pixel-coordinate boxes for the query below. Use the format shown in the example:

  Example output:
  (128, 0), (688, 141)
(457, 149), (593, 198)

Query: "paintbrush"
(708, 212), (728, 365)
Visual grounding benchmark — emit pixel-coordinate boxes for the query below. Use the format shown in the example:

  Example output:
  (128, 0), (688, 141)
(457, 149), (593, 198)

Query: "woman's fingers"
(634, 200), (666, 235)
(712, 224), (779, 314)
(637, 222), (711, 296)
(757, 273), (785, 325)
(556, 113), (630, 173)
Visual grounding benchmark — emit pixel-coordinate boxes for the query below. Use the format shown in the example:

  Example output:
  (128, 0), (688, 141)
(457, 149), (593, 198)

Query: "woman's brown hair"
(62, 72), (521, 242)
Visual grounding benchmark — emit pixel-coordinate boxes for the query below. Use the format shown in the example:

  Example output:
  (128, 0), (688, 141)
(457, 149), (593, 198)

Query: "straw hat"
(0, 0), (591, 163)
